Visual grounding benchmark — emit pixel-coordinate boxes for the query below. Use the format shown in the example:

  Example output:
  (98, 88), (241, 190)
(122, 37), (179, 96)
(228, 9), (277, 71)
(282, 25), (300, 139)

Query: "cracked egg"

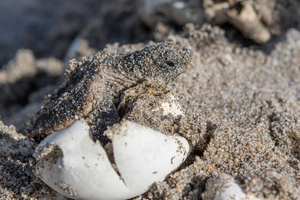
(30, 42), (193, 199)
(34, 119), (190, 200)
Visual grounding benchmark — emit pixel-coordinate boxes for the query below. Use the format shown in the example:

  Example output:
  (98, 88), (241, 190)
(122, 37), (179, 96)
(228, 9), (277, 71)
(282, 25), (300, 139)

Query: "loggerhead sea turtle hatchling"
(26, 41), (192, 145)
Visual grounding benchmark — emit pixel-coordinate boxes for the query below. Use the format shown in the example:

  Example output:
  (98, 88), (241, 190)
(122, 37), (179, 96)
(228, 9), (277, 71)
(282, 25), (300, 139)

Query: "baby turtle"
(26, 41), (192, 145)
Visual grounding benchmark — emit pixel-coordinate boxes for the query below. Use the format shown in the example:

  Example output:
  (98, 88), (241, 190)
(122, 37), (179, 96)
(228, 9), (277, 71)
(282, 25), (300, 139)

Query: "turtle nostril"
(165, 61), (175, 67)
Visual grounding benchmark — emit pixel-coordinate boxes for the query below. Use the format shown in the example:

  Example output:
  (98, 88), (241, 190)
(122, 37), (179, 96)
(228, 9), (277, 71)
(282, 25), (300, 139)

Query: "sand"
(1, 1), (300, 200)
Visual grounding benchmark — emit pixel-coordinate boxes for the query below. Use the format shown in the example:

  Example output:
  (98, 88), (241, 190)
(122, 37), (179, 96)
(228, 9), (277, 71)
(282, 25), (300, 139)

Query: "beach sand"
(1, 1), (300, 199)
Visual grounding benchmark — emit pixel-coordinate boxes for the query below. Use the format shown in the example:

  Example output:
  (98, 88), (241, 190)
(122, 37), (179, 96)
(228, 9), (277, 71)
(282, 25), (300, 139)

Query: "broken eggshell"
(203, 174), (262, 200)
(34, 119), (190, 200)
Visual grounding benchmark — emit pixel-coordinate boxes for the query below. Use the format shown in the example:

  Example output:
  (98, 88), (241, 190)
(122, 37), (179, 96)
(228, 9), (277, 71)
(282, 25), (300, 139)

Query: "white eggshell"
(214, 178), (246, 200)
(35, 120), (129, 199)
(110, 120), (190, 194)
(214, 175), (261, 200)
(34, 120), (190, 200)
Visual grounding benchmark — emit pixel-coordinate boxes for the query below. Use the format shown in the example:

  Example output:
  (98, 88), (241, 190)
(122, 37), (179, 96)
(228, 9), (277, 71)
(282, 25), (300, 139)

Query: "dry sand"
(1, 23), (300, 199)
(1, 1), (300, 199)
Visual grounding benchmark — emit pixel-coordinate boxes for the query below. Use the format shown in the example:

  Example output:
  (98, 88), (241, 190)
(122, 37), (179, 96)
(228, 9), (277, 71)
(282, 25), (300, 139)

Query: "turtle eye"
(165, 61), (175, 67)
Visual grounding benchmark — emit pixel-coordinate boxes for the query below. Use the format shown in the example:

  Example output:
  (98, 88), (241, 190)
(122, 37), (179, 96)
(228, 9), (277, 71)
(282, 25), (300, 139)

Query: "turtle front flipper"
(26, 71), (98, 142)
(85, 95), (120, 146)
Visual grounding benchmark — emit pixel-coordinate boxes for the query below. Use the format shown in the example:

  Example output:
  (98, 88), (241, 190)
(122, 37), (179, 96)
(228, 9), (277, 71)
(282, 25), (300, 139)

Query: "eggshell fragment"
(108, 120), (190, 195)
(215, 178), (261, 200)
(204, 174), (262, 200)
(34, 120), (190, 200)
(34, 120), (129, 200)
(214, 176), (246, 200)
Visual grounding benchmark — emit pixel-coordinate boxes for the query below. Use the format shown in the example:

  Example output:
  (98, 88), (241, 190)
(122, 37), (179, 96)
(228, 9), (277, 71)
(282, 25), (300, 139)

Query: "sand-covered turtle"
(28, 41), (193, 200)
(26, 41), (192, 145)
